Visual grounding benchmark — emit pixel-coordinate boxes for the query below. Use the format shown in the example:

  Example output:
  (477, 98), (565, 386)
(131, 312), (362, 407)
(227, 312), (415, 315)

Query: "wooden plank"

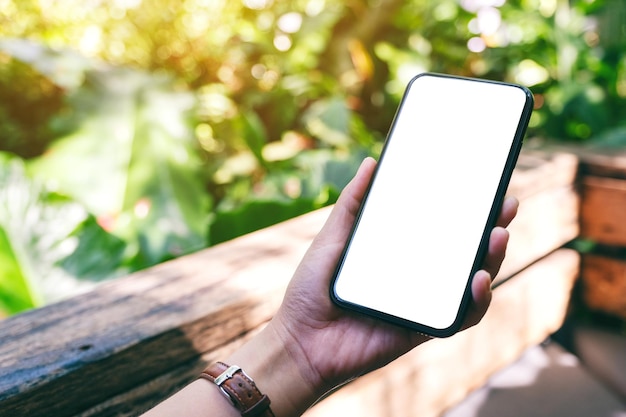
(0, 150), (579, 417)
(508, 151), (578, 200)
(497, 184), (578, 282)
(576, 148), (626, 179)
(537, 144), (626, 179)
(0, 208), (330, 417)
(304, 250), (580, 417)
(496, 149), (579, 281)
(77, 331), (262, 417)
(580, 176), (626, 247)
(581, 254), (626, 320)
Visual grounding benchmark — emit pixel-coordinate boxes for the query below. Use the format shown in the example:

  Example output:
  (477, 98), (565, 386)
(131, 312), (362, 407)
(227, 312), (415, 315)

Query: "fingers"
(497, 196), (519, 228)
(334, 157), (376, 219)
(463, 270), (493, 329)
(482, 226), (510, 279)
(481, 196), (517, 279)
(461, 197), (517, 331)
(292, 157), (376, 287)
(314, 157), (376, 246)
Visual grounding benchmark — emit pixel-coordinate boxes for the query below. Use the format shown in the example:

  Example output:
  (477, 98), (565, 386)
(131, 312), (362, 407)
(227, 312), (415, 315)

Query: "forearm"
(142, 321), (319, 417)
(141, 157), (513, 417)
(225, 321), (319, 417)
(142, 378), (240, 417)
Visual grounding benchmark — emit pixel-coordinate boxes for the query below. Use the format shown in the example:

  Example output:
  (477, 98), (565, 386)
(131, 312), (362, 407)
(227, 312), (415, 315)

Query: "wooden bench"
(0, 150), (583, 417)
(577, 147), (626, 320)
(443, 146), (626, 415)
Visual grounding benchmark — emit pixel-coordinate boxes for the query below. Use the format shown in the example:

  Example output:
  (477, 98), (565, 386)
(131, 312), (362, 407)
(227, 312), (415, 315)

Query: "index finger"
(497, 196), (519, 228)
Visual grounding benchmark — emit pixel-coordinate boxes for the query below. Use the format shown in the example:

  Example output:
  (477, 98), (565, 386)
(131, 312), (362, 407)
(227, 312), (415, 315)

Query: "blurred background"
(1, 0), (625, 316)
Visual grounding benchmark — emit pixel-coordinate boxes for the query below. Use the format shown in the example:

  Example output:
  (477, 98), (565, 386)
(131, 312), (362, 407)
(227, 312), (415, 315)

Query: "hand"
(144, 157), (518, 417)
(269, 157), (518, 406)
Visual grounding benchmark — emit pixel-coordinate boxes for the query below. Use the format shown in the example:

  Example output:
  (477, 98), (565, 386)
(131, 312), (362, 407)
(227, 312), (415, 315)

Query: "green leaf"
(292, 148), (371, 199)
(58, 216), (126, 280)
(590, 125), (626, 147)
(121, 82), (211, 266)
(302, 97), (352, 147)
(239, 110), (268, 166)
(210, 147), (370, 245)
(0, 38), (94, 90)
(0, 226), (35, 314)
(29, 65), (211, 268)
(0, 152), (125, 315)
(209, 199), (317, 245)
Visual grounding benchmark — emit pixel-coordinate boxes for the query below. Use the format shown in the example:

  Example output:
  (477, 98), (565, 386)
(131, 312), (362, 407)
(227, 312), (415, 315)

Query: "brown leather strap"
(199, 362), (275, 417)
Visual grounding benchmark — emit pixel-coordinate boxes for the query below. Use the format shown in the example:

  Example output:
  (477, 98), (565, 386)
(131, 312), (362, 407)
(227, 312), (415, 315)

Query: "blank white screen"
(333, 74), (528, 331)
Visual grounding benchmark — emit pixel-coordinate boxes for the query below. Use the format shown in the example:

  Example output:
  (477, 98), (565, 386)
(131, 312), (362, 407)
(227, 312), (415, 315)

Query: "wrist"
(225, 321), (319, 417)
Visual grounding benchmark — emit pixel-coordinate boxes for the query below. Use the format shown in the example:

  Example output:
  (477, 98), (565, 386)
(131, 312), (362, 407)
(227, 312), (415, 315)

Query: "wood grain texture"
(495, 150), (579, 280)
(581, 176), (626, 247)
(536, 143), (626, 179)
(508, 151), (578, 200)
(582, 254), (626, 320)
(575, 147), (626, 319)
(569, 146), (626, 180)
(77, 331), (262, 417)
(304, 250), (580, 417)
(497, 184), (578, 282)
(0, 208), (330, 417)
(0, 150), (580, 417)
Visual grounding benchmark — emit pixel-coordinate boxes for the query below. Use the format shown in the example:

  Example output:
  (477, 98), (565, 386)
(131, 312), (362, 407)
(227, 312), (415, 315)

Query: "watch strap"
(199, 362), (275, 417)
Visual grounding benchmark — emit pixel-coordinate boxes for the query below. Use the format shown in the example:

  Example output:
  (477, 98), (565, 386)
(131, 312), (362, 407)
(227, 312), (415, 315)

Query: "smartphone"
(330, 73), (533, 337)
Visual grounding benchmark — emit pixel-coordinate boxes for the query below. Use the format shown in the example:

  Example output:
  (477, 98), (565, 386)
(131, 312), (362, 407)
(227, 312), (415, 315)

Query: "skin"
(144, 157), (518, 417)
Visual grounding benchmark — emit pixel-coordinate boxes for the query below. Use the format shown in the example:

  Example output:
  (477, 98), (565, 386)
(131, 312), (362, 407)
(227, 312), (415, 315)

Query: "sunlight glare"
(460, 0), (505, 13)
(108, 40), (126, 59)
(467, 37), (486, 53)
(514, 59), (549, 86)
(274, 34), (292, 51)
(79, 25), (102, 56)
(477, 7), (501, 36)
(257, 12), (274, 31)
(198, 89), (237, 121)
(433, 2), (458, 21)
(277, 12), (303, 34)
(0, 0), (16, 15)
(134, 198), (151, 219)
(244, 0), (271, 10)
(468, 18), (480, 34)
(539, 0), (557, 17)
(506, 24), (524, 44)
(305, 0), (325, 17)
(461, 0), (506, 13)
(408, 34), (432, 56)
(251, 64), (266, 80)
(113, 0), (142, 9)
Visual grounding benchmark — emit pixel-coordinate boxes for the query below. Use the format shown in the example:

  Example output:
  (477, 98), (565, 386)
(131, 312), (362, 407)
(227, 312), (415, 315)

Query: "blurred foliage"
(0, 153), (125, 313)
(0, 0), (625, 315)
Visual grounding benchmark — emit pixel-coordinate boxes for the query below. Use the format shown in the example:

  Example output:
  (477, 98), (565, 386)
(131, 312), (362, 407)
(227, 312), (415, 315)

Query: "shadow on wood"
(0, 150), (584, 417)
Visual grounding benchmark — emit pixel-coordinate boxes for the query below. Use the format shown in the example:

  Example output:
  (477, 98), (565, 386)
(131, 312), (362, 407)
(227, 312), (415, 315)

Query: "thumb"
(314, 157), (376, 248)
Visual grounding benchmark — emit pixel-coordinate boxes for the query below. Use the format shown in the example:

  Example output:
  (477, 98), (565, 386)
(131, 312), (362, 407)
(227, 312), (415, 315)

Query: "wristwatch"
(199, 362), (275, 417)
